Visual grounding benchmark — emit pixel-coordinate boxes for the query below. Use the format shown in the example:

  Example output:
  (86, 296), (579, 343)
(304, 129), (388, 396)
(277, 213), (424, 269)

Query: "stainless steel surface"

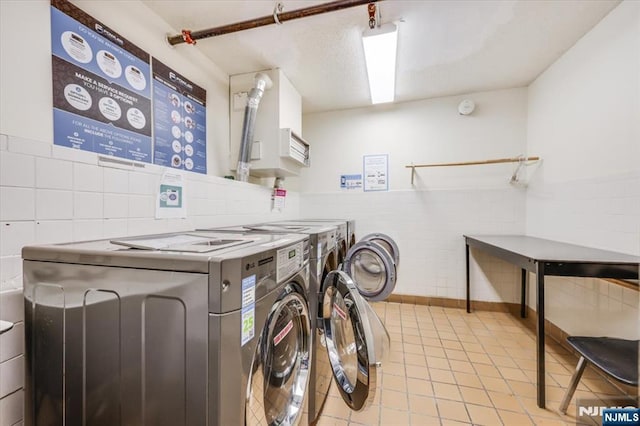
(200, 224), (338, 424)
(201, 225), (337, 260)
(320, 270), (389, 411)
(22, 231), (312, 426)
(246, 290), (311, 425)
(292, 219), (356, 249)
(271, 220), (348, 266)
(23, 261), (209, 426)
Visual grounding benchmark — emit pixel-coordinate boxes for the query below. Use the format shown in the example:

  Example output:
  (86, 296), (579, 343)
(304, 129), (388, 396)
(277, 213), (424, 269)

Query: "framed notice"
(363, 154), (389, 192)
(50, 0), (152, 162)
(152, 58), (207, 174)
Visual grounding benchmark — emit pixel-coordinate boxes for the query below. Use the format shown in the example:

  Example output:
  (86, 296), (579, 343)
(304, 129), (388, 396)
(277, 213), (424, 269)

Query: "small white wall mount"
(458, 99), (475, 115)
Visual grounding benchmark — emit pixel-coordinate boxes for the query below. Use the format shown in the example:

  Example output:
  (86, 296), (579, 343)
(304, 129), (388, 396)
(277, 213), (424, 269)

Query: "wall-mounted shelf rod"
(406, 156), (540, 185)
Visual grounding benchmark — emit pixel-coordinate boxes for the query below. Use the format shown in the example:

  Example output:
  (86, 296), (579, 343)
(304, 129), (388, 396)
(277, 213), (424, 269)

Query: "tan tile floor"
(315, 302), (632, 426)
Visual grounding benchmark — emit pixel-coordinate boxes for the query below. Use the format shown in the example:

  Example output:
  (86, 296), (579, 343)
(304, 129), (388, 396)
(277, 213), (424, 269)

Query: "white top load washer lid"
(343, 240), (397, 302)
(22, 231), (308, 273)
(320, 270), (390, 411)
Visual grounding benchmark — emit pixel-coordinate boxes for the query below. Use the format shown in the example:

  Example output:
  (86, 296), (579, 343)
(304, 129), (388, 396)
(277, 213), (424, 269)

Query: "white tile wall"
(73, 192), (104, 219)
(35, 189), (73, 220)
(35, 221), (74, 244)
(104, 193), (129, 218)
(103, 218), (128, 239)
(0, 152), (34, 188)
(7, 136), (51, 158)
(72, 219), (105, 241)
(128, 194), (155, 218)
(35, 157), (73, 190)
(0, 188), (35, 221)
(0, 133), (301, 295)
(103, 168), (129, 193)
(301, 187), (526, 302)
(0, 223), (35, 257)
(73, 163), (103, 192)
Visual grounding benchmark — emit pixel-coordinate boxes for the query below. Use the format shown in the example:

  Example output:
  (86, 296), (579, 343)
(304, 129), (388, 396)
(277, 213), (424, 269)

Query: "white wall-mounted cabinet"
(230, 69), (310, 178)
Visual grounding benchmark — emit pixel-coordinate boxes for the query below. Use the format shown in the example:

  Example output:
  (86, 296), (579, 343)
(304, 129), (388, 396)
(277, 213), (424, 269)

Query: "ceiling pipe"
(167, 0), (383, 46)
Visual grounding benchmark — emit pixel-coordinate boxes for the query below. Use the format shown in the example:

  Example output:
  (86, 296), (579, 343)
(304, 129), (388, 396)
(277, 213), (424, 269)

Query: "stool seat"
(567, 336), (638, 386)
(559, 336), (638, 414)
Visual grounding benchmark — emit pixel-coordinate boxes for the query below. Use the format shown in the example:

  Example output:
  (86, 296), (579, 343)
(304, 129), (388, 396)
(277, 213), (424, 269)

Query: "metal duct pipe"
(236, 72), (273, 182)
(167, 0), (382, 46)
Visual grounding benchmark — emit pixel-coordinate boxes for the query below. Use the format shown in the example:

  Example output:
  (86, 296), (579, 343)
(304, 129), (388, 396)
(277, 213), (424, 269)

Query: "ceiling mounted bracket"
(367, 3), (378, 29)
(273, 2), (284, 25)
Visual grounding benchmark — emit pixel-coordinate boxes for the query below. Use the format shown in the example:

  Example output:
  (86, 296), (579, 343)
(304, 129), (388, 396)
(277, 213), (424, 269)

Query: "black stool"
(559, 336), (639, 414)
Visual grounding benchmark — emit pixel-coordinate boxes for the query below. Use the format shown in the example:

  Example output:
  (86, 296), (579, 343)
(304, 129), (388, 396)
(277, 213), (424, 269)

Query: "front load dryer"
(268, 220), (349, 268)
(22, 231), (312, 426)
(198, 224), (339, 423)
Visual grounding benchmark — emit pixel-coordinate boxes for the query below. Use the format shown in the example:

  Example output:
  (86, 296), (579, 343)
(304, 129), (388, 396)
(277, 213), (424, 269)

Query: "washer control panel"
(277, 242), (304, 282)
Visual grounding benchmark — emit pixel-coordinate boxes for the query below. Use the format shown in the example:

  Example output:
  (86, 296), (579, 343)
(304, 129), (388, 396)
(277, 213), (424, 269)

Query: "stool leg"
(559, 356), (588, 414)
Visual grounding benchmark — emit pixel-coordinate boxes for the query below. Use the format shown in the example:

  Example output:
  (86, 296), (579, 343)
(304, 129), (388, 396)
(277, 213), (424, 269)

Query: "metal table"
(464, 234), (639, 408)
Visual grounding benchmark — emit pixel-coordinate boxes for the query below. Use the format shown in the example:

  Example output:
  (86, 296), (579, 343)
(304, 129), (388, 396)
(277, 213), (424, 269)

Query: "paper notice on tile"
(272, 188), (286, 212)
(156, 170), (186, 218)
(363, 154), (389, 191)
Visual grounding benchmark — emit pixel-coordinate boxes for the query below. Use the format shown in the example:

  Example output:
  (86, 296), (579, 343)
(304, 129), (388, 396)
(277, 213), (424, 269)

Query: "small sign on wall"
(340, 174), (362, 190)
(156, 170), (186, 218)
(363, 154), (389, 191)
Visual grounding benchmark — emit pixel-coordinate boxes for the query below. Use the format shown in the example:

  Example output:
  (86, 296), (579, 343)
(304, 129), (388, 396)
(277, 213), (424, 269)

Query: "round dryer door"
(343, 241), (396, 302)
(246, 289), (311, 426)
(320, 270), (390, 412)
(359, 233), (399, 266)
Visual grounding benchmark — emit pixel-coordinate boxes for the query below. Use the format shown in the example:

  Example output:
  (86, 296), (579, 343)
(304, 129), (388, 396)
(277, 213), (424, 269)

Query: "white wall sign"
(340, 174), (362, 190)
(156, 170), (186, 218)
(363, 154), (389, 192)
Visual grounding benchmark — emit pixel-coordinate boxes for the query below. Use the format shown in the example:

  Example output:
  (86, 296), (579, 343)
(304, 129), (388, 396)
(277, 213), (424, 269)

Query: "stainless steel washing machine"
(196, 224), (338, 424)
(268, 220), (349, 268)
(295, 219), (356, 249)
(22, 231), (312, 426)
(199, 224), (396, 423)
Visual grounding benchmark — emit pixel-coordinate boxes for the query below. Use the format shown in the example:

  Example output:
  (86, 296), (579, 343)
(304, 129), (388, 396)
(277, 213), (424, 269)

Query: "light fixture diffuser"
(362, 23), (398, 104)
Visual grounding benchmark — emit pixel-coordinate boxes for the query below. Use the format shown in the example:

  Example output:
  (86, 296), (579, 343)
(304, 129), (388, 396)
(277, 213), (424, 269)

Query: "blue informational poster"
(50, 0), (152, 162)
(152, 59), (207, 174)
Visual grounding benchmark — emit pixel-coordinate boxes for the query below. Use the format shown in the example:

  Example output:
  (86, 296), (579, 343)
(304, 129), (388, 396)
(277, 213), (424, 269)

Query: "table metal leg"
(520, 268), (527, 318)
(536, 262), (546, 408)
(466, 243), (471, 313)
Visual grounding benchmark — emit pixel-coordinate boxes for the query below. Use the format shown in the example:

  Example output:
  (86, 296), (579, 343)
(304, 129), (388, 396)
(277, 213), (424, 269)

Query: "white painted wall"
(525, 0), (639, 339)
(294, 88), (529, 302)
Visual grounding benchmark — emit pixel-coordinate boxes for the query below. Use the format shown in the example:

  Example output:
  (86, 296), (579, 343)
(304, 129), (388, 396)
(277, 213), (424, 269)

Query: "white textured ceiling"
(143, 0), (619, 113)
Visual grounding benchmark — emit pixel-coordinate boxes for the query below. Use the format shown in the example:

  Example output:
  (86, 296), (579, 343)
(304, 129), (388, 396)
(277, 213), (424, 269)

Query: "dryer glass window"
(344, 241), (396, 301)
(246, 291), (310, 426)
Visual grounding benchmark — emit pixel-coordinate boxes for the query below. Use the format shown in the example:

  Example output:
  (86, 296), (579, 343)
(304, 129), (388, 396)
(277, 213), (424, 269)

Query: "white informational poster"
(156, 170), (186, 218)
(363, 154), (389, 192)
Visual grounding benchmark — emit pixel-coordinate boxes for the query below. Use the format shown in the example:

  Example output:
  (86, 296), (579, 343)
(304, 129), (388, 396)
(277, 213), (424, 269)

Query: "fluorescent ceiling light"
(362, 23), (398, 104)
